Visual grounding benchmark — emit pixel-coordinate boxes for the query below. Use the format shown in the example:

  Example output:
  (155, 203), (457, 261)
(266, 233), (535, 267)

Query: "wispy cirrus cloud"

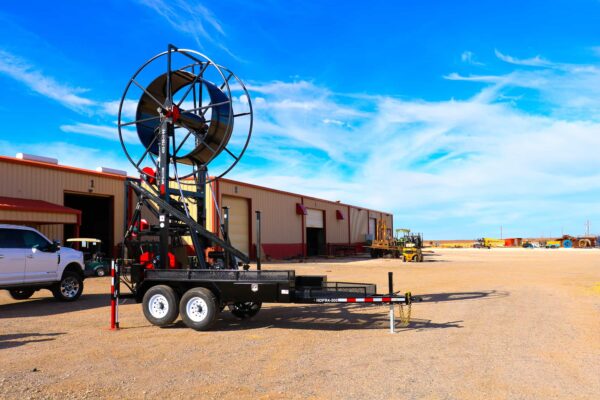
(60, 123), (137, 144)
(227, 52), (600, 238)
(461, 51), (484, 66)
(135, 0), (241, 60)
(0, 49), (95, 112)
(446, 50), (600, 120)
(494, 49), (553, 68)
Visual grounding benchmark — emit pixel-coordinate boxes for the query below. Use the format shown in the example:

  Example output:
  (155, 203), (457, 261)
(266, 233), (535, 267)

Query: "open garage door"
(306, 209), (325, 256)
(222, 195), (250, 256)
(64, 193), (113, 253)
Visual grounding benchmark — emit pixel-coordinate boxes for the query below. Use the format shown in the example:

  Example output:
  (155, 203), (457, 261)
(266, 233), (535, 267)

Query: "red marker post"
(110, 260), (120, 330)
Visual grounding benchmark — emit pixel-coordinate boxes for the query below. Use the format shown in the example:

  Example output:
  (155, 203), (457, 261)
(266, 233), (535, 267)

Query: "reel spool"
(117, 46), (253, 184)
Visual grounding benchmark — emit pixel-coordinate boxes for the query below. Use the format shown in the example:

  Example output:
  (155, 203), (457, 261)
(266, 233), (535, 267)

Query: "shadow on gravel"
(418, 290), (509, 303)
(0, 332), (65, 350)
(0, 294), (109, 319)
(198, 304), (464, 332)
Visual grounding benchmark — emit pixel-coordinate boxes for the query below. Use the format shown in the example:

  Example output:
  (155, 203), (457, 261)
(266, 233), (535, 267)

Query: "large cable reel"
(117, 46), (253, 184)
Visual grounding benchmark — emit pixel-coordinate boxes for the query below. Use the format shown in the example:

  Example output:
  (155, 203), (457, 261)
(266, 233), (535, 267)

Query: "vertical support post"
(115, 261), (120, 329)
(158, 119), (170, 269)
(110, 260), (119, 330)
(223, 206), (231, 267)
(256, 210), (262, 270)
(388, 271), (395, 334)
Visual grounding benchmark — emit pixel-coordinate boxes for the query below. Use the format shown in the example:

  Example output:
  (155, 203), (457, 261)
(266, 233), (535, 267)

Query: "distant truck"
(0, 225), (85, 301)
(475, 238), (505, 248)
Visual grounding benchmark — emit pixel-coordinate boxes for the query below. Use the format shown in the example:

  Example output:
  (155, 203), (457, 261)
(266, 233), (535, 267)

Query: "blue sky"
(1, 0), (599, 239)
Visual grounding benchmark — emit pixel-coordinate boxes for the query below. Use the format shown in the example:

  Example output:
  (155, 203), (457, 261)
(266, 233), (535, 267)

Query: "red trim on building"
(261, 243), (305, 260)
(347, 205), (351, 245)
(296, 203), (308, 215)
(300, 197), (306, 257)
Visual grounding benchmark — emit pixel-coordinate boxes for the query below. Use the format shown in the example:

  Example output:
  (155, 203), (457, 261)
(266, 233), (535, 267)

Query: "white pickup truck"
(0, 224), (85, 301)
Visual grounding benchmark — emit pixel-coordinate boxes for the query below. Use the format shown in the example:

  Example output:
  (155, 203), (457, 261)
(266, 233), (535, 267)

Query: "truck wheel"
(8, 288), (35, 300)
(229, 302), (262, 319)
(142, 285), (179, 327)
(52, 272), (84, 302)
(96, 268), (106, 277)
(179, 288), (217, 331)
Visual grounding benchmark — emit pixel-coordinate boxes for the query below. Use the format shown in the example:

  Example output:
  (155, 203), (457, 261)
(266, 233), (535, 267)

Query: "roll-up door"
(222, 195), (249, 256)
(306, 209), (324, 228)
(369, 218), (376, 238)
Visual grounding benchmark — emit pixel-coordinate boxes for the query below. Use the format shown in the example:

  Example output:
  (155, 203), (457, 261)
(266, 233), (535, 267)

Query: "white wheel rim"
(60, 277), (80, 298)
(97, 269), (105, 276)
(186, 297), (208, 322)
(148, 294), (169, 319)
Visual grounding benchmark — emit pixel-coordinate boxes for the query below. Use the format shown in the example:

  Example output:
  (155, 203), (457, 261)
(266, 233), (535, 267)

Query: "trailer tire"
(142, 285), (179, 327)
(229, 302), (262, 319)
(179, 288), (217, 331)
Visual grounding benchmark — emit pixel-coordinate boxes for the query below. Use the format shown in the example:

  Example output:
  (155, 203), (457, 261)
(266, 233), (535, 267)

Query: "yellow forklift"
(399, 230), (424, 262)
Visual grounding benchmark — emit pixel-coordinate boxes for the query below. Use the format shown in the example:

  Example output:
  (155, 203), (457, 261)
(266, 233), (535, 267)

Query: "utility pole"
(500, 225), (503, 240)
(585, 220), (590, 236)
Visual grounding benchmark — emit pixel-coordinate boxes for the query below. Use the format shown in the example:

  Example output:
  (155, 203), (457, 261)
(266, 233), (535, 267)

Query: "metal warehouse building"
(0, 155), (392, 259)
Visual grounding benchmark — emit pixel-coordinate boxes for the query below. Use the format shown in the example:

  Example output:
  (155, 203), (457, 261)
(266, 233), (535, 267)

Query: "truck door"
(22, 230), (59, 283)
(0, 228), (26, 285)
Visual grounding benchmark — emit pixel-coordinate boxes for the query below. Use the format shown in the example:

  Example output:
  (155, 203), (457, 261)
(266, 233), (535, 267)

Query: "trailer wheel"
(142, 285), (179, 327)
(229, 302), (262, 319)
(179, 288), (217, 331)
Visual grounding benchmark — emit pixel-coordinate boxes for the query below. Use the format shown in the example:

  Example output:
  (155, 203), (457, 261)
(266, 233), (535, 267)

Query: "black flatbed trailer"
(114, 264), (415, 331)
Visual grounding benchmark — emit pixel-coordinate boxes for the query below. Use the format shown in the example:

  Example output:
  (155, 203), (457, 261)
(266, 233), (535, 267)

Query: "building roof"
(0, 155), (131, 181)
(219, 177), (393, 216)
(0, 196), (81, 216)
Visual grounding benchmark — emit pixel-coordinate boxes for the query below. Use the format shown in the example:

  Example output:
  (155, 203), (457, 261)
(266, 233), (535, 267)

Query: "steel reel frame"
(117, 47), (253, 185)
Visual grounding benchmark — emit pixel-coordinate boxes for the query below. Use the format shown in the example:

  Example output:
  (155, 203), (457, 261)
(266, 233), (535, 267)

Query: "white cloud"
(60, 123), (138, 144)
(0, 49), (95, 112)
(101, 99), (138, 120)
(136, 0), (241, 60)
(495, 49), (553, 67)
(461, 51), (484, 66)
(223, 55), (600, 238)
(447, 52), (600, 120)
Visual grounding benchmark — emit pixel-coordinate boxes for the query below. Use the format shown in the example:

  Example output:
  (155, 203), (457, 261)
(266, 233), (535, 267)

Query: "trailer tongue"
(112, 45), (419, 333)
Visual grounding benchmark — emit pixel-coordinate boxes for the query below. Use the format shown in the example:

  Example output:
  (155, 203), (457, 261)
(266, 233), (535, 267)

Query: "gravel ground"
(1, 248), (599, 399)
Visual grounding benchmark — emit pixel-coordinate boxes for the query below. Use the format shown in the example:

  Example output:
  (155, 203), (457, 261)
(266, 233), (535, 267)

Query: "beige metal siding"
(219, 181), (302, 244)
(0, 210), (77, 224)
(306, 209), (324, 228)
(222, 195), (250, 256)
(368, 218), (376, 239)
(0, 159), (125, 249)
(350, 208), (368, 243)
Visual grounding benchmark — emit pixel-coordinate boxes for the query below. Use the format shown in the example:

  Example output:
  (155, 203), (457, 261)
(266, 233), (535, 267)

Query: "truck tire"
(51, 271), (84, 302)
(142, 285), (179, 327)
(8, 288), (35, 300)
(96, 268), (106, 277)
(179, 287), (217, 331)
(229, 302), (262, 319)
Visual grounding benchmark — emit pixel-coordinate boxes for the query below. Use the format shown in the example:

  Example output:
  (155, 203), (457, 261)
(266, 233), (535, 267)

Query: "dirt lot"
(1, 249), (599, 399)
